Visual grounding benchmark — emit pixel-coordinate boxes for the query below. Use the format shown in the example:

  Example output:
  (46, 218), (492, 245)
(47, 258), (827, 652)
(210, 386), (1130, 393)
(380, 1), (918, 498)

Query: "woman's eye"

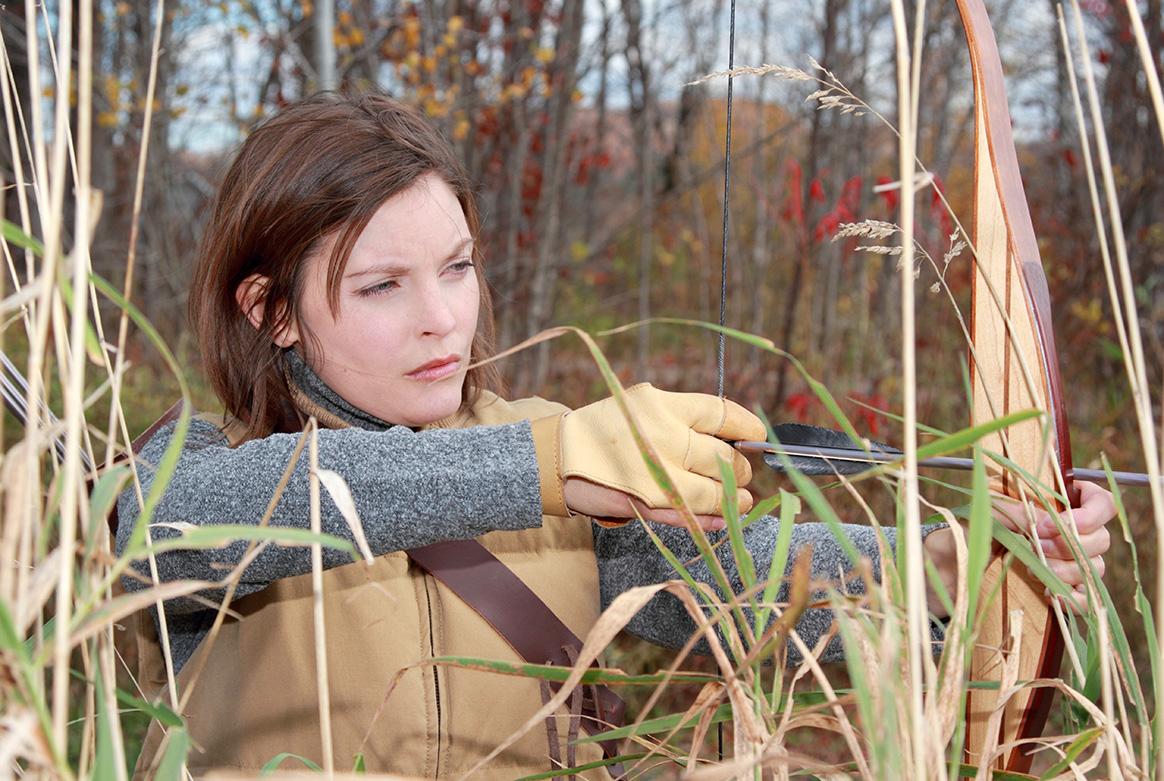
(358, 279), (399, 297)
(446, 258), (476, 274)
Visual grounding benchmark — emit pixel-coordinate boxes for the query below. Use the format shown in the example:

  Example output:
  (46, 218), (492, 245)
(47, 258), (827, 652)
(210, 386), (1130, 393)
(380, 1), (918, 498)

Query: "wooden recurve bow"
(954, 0), (1080, 772)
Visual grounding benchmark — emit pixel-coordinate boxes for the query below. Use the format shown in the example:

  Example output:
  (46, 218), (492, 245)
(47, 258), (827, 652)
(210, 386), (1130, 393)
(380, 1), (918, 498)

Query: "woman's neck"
(283, 349), (394, 431)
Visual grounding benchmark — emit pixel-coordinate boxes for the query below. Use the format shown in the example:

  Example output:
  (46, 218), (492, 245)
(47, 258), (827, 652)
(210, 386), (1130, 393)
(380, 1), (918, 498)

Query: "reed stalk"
(888, 0), (926, 776)
(1068, 4), (1164, 777)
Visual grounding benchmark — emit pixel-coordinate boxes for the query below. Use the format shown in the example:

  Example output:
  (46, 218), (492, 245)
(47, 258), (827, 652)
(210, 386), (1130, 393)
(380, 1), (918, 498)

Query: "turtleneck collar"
(283, 349), (394, 431)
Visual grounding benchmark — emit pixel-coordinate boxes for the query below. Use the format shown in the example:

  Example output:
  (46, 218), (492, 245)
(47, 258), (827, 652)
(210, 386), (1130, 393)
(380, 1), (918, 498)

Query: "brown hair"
(190, 92), (502, 440)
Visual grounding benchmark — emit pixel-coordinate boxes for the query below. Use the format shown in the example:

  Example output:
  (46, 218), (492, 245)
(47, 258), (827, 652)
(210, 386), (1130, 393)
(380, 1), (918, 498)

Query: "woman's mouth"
(406, 355), (462, 382)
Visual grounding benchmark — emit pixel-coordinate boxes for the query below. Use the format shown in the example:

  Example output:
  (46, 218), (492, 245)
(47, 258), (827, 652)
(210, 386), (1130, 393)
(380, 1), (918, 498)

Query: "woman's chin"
(378, 394), (464, 428)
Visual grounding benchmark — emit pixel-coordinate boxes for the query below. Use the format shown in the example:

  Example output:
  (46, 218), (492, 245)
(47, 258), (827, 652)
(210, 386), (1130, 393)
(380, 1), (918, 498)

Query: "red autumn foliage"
(814, 175), (863, 242)
(785, 391), (813, 422)
(849, 392), (887, 437)
(877, 175), (898, 212)
(809, 178), (826, 203)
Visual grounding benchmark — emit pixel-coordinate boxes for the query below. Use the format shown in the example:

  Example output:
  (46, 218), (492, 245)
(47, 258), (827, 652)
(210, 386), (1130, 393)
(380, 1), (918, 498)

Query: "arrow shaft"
(733, 440), (1156, 488)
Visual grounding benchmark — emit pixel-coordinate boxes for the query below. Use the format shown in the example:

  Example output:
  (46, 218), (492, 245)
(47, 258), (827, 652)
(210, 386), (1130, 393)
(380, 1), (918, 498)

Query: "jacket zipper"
(422, 574), (442, 778)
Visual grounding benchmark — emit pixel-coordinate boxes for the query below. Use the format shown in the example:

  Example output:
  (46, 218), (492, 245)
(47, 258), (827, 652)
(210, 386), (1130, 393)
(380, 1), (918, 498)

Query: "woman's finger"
(684, 431), (753, 485)
(625, 495), (744, 532)
(992, 499), (1053, 534)
(1039, 525), (1111, 560)
(998, 481), (1117, 538)
(1046, 554), (1105, 587)
(1056, 588), (1091, 616)
(1040, 481), (1118, 536)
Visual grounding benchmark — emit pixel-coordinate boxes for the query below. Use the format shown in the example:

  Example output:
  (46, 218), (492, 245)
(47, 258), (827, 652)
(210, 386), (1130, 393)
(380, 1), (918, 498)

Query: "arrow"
(734, 422), (1157, 488)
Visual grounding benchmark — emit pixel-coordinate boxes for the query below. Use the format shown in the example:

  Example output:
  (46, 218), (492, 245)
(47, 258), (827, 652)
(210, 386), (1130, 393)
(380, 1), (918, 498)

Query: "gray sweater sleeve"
(115, 417), (544, 612)
(593, 518), (947, 664)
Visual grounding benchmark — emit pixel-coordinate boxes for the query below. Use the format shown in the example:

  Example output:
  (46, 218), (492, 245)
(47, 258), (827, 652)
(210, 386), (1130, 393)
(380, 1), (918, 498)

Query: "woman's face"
(280, 173), (480, 427)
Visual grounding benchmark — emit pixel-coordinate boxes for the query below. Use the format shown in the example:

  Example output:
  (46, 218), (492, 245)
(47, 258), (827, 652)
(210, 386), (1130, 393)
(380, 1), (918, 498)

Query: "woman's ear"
(235, 273), (299, 347)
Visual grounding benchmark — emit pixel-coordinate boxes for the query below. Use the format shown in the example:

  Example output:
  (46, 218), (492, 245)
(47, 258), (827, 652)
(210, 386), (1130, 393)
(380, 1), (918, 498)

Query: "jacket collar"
(283, 349), (391, 431)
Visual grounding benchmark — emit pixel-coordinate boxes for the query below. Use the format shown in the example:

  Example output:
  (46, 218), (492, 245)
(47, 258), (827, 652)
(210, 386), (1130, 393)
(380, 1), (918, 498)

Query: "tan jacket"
(134, 392), (609, 779)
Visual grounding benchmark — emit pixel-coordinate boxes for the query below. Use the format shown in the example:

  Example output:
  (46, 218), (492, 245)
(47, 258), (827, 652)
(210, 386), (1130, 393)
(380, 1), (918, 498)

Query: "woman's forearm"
(115, 417), (545, 611)
(594, 517), (948, 663)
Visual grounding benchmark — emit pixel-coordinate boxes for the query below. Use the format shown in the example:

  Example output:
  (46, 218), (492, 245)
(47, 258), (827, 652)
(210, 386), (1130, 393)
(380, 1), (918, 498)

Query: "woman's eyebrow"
(342, 239), (474, 282)
(345, 238), (474, 280)
(345, 263), (411, 280)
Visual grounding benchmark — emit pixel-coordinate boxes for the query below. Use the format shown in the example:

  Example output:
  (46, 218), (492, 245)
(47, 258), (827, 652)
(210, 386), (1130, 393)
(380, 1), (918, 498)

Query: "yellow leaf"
(424, 97), (449, 118)
(452, 117), (470, 141)
(447, 15), (464, 34)
(534, 46), (554, 64)
(570, 241), (590, 262)
(502, 83), (525, 101)
(116, 1), (131, 16)
(97, 111), (119, 128)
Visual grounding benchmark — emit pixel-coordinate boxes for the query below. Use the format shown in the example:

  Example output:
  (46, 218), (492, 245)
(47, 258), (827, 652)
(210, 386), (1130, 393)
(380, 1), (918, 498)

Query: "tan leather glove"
(531, 383), (766, 519)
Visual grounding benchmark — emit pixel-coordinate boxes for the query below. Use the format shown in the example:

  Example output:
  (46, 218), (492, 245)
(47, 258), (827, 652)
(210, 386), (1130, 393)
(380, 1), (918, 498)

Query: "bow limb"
(954, 0), (1079, 773)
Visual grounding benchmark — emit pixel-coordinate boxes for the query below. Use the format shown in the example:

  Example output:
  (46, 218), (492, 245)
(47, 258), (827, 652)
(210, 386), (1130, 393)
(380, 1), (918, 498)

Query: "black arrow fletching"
(762, 423), (902, 476)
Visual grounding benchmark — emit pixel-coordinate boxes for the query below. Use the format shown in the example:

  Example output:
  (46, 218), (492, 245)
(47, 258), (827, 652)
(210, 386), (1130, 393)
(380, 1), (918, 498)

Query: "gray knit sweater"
(116, 359), (944, 671)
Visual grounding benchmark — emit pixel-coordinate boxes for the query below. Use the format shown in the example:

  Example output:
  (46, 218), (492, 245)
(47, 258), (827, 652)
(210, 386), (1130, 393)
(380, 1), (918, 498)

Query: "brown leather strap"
(407, 539), (626, 766)
(130, 400), (188, 455)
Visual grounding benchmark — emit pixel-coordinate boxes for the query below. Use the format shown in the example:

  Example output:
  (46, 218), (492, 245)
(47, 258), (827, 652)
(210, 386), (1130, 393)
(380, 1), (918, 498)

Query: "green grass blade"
(260, 753), (323, 774)
(1037, 726), (1104, 780)
(756, 489), (799, 637)
(965, 447), (993, 622)
(515, 753), (649, 780)
(427, 655), (716, 686)
(114, 688), (184, 728)
(2, 219), (45, 255)
(719, 458), (756, 593)
(576, 704), (733, 744)
(90, 272), (193, 554)
(140, 525), (358, 560)
(155, 728), (191, 781)
(84, 464), (131, 560)
(93, 662), (119, 781)
(741, 492), (782, 528)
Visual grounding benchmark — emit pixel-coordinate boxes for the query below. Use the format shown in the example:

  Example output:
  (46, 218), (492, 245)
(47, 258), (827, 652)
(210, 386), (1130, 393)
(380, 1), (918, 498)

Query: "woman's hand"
(535, 384), (766, 532)
(995, 481), (1116, 612)
(925, 481), (1118, 618)
(562, 478), (732, 531)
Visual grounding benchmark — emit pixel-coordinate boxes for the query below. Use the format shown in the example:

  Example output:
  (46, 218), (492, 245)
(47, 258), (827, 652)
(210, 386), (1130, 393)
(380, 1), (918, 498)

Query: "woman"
(118, 92), (1114, 778)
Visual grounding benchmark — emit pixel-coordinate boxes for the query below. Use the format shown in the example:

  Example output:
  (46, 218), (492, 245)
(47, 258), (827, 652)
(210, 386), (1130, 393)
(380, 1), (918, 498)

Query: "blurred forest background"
(2, 0), (1162, 709)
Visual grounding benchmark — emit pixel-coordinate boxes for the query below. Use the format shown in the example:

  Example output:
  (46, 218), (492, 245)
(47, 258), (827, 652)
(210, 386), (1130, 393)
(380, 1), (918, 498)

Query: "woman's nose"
(416, 282), (458, 337)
